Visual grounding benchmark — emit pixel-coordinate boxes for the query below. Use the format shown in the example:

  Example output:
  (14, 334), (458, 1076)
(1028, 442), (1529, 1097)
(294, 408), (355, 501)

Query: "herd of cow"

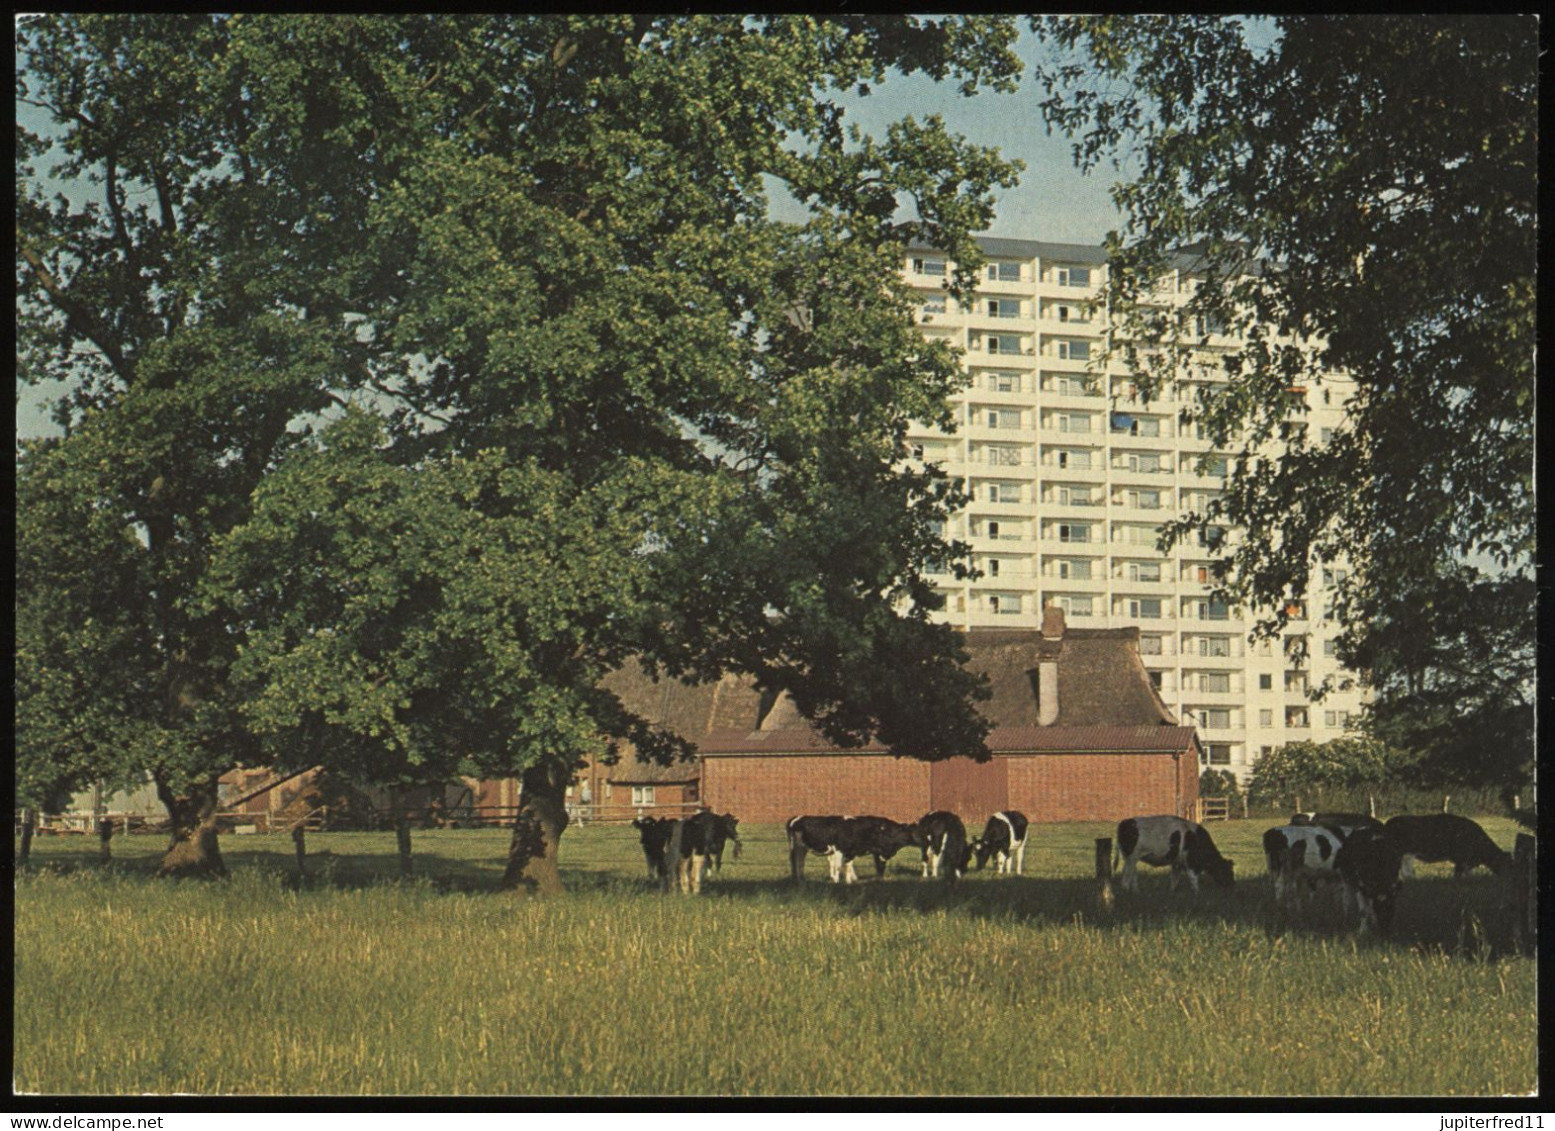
(631, 807), (1513, 937)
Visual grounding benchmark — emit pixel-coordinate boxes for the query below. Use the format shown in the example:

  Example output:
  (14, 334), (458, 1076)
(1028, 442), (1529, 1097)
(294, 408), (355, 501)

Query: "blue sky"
(15, 26), (1128, 441)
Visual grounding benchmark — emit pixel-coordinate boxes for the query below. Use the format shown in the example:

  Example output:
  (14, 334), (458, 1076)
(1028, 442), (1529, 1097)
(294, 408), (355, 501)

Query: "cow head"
(970, 837), (992, 870)
(952, 840), (976, 878)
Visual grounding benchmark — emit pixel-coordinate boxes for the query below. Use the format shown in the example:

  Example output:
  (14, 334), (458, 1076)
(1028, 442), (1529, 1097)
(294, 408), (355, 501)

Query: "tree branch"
(17, 235), (135, 384)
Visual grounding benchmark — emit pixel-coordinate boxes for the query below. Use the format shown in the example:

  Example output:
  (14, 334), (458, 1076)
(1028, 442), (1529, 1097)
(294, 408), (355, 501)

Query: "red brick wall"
(703, 751), (1191, 825)
(702, 755), (931, 824)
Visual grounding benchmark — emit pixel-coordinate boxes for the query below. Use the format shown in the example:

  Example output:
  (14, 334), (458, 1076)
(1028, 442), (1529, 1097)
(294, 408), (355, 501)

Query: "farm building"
(600, 605), (1200, 825)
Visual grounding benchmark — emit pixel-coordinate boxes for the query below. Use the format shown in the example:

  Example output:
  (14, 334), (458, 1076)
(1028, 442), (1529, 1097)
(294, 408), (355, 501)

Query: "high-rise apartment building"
(904, 237), (1367, 782)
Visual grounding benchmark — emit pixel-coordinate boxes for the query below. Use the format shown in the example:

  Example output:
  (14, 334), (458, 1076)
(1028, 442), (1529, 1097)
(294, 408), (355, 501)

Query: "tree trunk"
(501, 761), (571, 895)
(18, 809), (35, 866)
(154, 777), (227, 878)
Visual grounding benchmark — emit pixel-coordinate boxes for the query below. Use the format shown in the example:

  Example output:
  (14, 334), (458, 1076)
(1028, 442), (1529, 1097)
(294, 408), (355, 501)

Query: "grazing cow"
(972, 810), (1030, 875)
(1384, 814), (1513, 879)
(786, 815), (922, 884)
(1263, 824), (1347, 906)
(1334, 826), (1406, 935)
(632, 816), (674, 879)
(1290, 811), (1384, 837)
(1116, 815), (1235, 893)
(671, 810), (728, 894)
(705, 812), (740, 875)
(918, 811), (972, 881)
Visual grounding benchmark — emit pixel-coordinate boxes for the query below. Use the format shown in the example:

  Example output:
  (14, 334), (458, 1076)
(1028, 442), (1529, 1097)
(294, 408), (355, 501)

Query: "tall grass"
(14, 820), (1537, 1096)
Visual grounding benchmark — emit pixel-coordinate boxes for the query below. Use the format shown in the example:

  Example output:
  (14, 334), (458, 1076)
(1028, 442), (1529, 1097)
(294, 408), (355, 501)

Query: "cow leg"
(843, 857), (859, 885)
(1014, 843), (1025, 875)
(789, 843), (808, 882)
(1400, 855), (1415, 880)
(692, 853), (707, 894)
(873, 854), (887, 880)
(827, 849), (844, 883)
(1120, 858), (1137, 892)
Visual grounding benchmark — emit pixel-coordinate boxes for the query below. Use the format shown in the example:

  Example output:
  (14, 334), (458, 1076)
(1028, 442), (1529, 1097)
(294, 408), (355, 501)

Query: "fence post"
(1513, 834), (1536, 956)
(396, 815), (413, 877)
(292, 824), (307, 877)
(1095, 837), (1114, 910)
(98, 817), (114, 862)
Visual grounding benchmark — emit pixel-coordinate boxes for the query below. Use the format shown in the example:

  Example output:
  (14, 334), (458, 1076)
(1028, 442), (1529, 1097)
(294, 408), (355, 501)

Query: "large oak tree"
(1029, 16), (1536, 795)
(17, 15), (1020, 882)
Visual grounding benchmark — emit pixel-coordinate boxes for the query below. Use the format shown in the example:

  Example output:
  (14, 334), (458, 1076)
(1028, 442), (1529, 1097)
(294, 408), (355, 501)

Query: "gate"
(929, 756), (1008, 823)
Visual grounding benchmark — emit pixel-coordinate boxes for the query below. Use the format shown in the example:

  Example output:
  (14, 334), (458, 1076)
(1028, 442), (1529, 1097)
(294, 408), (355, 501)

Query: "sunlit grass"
(14, 818), (1536, 1096)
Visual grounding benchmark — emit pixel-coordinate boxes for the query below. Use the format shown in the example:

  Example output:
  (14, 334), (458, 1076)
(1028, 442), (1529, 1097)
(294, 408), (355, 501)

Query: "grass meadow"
(13, 818), (1537, 1097)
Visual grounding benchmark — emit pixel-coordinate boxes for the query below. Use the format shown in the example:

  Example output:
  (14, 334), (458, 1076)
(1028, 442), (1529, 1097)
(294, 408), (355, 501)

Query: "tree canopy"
(1029, 15), (1536, 792)
(16, 14), (1024, 877)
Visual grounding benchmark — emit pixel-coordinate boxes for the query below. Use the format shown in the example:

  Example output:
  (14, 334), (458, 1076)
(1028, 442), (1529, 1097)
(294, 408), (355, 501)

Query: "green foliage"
(1029, 16), (1536, 793)
(1247, 736), (1413, 806)
(17, 16), (1022, 812)
(1198, 768), (1240, 799)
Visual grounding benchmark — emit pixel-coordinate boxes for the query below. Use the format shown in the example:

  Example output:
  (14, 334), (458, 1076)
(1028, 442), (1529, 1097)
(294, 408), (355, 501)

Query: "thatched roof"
(605, 609), (1185, 764)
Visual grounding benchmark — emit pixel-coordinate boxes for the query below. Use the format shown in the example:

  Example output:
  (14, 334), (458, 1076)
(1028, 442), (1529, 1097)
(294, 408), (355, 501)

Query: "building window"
(1055, 448), (1092, 470)
(986, 298), (1021, 319)
(1056, 339), (1091, 361)
(1259, 709), (1273, 727)
(913, 257), (947, 277)
(1056, 266), (1092, 287)
(986, 334), (1024, 355)
(1323, 639), (1339, 658)
(987, 558), (1001, 577)
(1198, 636), (1231, 657)
(1057, 485), (1096, 506)
(1259, 673), (1273, 691)
(1056, 558), (1092, 581)
(920, 294), (947, 316)
(1057, 523), (1091, 544)
(1199, 709), (1232, 730)
(986, 261), (1021, 282)
(1324, 710), (1351, 728)
(1201, 672), (1231, 693)
(986, 408), (1022, 429)
(1139, 634), (1163, 656)
(986, 444), (1023, 466)
(1206, 744), (1232, 765)
(1125, 452), (1163, 473)
(1201, 598), (1229, 620)
(1127, 598), (1163, 619)
(909, 442), (925, 460)
(990, 593), (1021, 615)
(990, 371), (1021, 393)
(631, 786), (656, 807)
(1056, 412), (1092, 433)
(1148, 670), (1164, 691)
(987, 482), (1021, 504)
(1054, 594), (1093, 617)
(1286, 707), (1310, 728)
(1126, 561), (1162, 583)
(1052, 374), (1092, 396)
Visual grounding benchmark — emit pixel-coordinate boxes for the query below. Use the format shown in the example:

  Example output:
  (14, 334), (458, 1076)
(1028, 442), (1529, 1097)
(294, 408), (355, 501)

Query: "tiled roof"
(698, 724), (1197, 757)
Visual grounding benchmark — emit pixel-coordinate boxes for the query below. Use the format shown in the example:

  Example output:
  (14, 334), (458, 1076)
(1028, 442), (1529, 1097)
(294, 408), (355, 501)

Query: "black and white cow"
(1384, 814), (1513, 879)
(972, 810), (1030, 875)
(1115, 815), (1235, 893)
(918, 810), (972, 881)
(786, 815), (922, 884)
(632, 815), (674, 879)
(1263, 824), (1347, 906)
(668, 810), (730, 894)
(1290, 811), (1384, 837)
(1334, 825), (1406, 935)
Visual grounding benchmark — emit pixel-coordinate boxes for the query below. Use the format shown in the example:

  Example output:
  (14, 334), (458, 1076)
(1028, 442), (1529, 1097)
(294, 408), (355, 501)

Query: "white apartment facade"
(905, 237), (1368, 783)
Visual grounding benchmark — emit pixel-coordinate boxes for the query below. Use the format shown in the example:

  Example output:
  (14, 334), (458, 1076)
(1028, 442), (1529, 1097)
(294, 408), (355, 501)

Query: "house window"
(1056, 339), (1091, 361)
(913, 257), (947, 277)
(1057, 523), (1091, 544)
(1206, 744), (1232, 765)
(1056, 266), (1092, 287)
(986, 298), (1021, 319)
(631, 786), (656, 807)
(986, 261), (1021, 282)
